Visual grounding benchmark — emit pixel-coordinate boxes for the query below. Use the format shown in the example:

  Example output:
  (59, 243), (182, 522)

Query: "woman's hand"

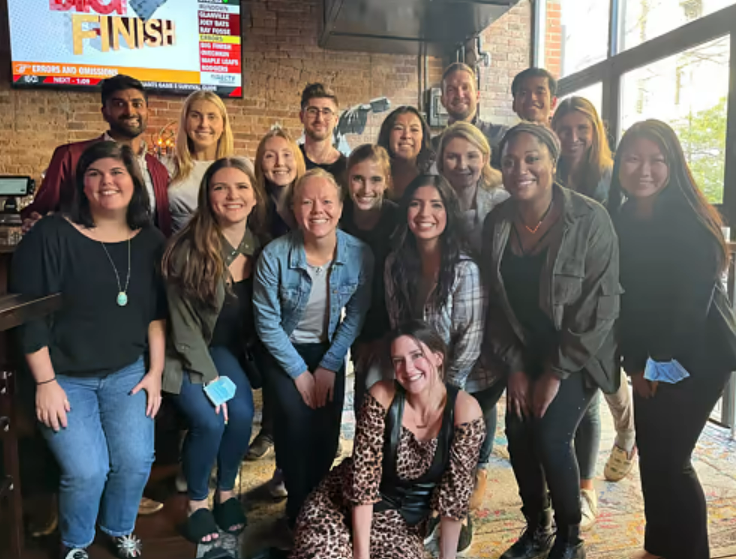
(532, 371), (561, 418)
(294, 370), (316, 409)
(131, 371), (163, 418)
(215, 402), (229, 423)
(36, 381), (70, 432)
(507, 370), (531, 420)
(313, 367), (336, 408)
(632, 371), (658, 399)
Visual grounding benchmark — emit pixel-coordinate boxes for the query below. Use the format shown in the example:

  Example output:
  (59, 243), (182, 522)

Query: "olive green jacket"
(162, 229), (261, 394)
(481, 184), (622, 393)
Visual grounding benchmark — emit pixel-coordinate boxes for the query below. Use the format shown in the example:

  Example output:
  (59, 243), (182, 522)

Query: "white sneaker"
(175, 470), (187, 493)
(580, 488), (598, 532)
(268, 468), (288, 499)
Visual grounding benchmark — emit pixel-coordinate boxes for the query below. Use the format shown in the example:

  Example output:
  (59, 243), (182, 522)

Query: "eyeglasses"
(305, 107), (336, 119)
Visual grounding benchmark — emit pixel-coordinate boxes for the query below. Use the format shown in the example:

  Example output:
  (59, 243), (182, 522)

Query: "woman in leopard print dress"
(292, 320), (485, 559)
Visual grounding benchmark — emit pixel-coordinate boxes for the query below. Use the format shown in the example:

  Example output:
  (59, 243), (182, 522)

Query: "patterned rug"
(196, 379), (736, 558)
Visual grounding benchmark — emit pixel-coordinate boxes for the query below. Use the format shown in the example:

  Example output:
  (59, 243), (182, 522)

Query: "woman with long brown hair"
(552, 96), (637, 530)
(608, 120), (736, 559)
(377, 106), (435, 200)
(162, 158), (267, 544)
(291, 320), (484, 559)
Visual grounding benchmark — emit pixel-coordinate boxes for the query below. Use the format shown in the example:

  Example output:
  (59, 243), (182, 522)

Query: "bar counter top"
(0, 293), (61, 333)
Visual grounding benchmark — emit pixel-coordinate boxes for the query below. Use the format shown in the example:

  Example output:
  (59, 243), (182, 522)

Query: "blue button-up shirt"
(253, 229), (374, 378)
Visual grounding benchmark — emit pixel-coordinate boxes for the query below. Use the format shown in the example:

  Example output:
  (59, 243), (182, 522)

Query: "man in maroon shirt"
(22, 75), (172, 236)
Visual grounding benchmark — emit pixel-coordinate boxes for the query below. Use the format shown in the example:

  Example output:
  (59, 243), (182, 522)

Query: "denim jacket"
(482, 184), (622, 393)
(253, 229), (374, 378)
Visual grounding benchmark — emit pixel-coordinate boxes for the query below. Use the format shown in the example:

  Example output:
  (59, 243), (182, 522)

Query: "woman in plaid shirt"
(384, 173), (485, 554)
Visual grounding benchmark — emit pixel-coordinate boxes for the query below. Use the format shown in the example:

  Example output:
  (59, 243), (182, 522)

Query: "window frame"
(533, 1), (736, 432)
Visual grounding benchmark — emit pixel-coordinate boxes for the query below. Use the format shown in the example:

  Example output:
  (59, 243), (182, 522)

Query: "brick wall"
(0, 0), (532, 183)
(545, 1), (562, 78)
(476, 0), (532, 125)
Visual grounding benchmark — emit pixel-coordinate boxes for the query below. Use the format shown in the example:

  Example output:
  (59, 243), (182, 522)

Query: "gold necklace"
(520, 197), (554, 234)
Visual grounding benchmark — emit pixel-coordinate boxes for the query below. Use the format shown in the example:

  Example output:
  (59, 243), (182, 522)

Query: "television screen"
(7, 0), (243, 98)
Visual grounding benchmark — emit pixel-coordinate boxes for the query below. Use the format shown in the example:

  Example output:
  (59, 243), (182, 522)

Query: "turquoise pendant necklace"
(99, 238), (131, 307)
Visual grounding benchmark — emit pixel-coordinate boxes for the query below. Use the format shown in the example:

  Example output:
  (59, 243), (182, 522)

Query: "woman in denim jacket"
(484, 124), (620, 559)
(253, 168), (374, 532)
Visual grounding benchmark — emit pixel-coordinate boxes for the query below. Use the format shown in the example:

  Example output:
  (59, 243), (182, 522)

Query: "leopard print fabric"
(291, 392), (486, 559)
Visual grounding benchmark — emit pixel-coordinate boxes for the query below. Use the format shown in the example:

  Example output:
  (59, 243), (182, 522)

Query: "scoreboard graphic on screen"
(7, 0), (243, 97)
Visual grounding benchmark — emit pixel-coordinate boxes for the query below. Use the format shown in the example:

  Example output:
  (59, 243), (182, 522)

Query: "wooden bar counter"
(0, 291), (62, 559)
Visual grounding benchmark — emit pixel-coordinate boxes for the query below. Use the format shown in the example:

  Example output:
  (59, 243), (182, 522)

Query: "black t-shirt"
(340, 199), (400, 342)
(210, 278), (253, 353)
(299, 144), (348, 184)
(10, 214), (167, 377)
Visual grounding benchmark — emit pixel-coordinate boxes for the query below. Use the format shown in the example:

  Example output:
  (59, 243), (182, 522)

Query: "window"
(544, 0), (610, 77)
(620, 36), (730, 203)
(536, 0), (736, 428)
(620, 0), (736, 51)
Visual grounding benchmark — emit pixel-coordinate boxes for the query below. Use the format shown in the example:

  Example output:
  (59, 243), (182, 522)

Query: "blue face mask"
(203, 376), (237, 407)
(644, 358), (691, 384)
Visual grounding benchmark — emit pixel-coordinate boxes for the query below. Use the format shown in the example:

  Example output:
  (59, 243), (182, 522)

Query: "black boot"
(500, 508), (554, 559)
(548, 525), (585, 559)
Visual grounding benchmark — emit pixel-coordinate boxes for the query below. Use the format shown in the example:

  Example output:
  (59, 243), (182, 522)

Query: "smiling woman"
(437, 122), (508, 253)
(551, 96), (614, 203)
(483, 123), (621, 559)
(9, 141), (168, 559)
(340, 144), (401, 412)
(377, 106), (435, 201)
(167, 91), (252, 233)
(290, 319), (485, 559)
(162, 157), (268, 545)
(253, 168), (374, 530)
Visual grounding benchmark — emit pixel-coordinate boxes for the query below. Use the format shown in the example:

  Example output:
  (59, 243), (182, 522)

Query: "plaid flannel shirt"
(384, 252), (487, 391)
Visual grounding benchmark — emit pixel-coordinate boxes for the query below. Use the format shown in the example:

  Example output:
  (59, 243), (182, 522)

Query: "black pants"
(266, 343), (345, 525)
(635, 367), (730, 559)
(506, 373), (595, 529)
(471, 380), (507, 466)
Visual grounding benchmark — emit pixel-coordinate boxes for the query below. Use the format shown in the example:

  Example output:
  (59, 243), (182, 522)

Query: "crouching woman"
(292, 320), (485, 559)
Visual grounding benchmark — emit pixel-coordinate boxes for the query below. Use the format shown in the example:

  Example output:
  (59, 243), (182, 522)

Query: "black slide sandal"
(213, 497), (247, 535)
(185, 508), (220, 544)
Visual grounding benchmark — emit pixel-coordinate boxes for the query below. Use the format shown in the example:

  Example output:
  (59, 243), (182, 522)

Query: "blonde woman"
(339, 144), (400, 412)
(437, 122), (508, 253)
(167, 91), (252, 232)
(245, 128), (307, 497)
(552, 97), (636, 531)
(254, 127), (307, 239)
(551, 96), (614, 204)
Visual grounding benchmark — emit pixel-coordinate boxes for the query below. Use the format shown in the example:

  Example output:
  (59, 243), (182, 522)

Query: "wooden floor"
(20, 465), (197, 559)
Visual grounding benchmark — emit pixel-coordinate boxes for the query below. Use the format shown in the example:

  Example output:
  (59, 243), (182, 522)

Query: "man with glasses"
(299, 83), (347, 181)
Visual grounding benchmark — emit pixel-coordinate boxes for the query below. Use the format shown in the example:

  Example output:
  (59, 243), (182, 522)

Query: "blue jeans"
(471, 380), (507, 468)
(173, 346), (254, 501)
(40, 357), (154, 549)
